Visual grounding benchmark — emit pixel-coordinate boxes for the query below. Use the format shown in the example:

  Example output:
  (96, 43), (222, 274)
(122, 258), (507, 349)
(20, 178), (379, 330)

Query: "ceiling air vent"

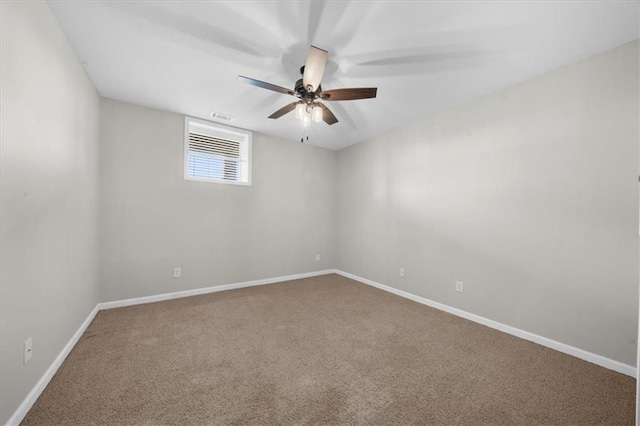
(211, 112), (234, 122)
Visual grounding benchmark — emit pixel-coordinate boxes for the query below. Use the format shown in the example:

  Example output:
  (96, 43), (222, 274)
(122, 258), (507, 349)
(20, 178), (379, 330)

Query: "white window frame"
(184, 116), (252, 186)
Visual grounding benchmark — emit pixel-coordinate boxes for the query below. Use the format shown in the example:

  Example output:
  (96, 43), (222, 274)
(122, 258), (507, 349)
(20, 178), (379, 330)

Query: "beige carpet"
(23, 274), (635, 425)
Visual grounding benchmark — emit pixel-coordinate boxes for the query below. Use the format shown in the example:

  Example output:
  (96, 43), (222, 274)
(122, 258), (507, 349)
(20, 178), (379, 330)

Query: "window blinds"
(187, 132), (241, 181)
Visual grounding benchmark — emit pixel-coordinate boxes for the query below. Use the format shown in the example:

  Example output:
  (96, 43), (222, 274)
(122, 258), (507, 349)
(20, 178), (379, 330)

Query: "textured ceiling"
(48, 1), (638, 150)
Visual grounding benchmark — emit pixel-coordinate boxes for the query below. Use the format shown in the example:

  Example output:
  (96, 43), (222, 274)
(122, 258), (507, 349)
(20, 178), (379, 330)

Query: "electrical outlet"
(456, 281), (464, 293)
(316, 254), (321, 261)
(173, 268), (181, 278)
(24, 338), (32, 364)
(399, 268), (405, 277)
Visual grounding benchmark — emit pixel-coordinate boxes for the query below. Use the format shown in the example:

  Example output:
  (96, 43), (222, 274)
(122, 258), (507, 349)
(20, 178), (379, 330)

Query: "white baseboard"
(333, 269), (637, 378)
(98, 269), (335, 310)
(5, 269), (334, 426)
(5, 304), (100, 426)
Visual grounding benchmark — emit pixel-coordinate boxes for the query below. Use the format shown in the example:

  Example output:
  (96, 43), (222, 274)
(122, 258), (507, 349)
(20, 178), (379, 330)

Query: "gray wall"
(0, 2), (101, 424)
(99, 99), (338, 302)
(337, 41), (639, 366)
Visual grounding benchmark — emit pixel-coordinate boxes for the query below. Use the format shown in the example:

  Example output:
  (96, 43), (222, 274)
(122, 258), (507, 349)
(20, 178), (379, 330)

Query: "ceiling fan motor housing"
(295, 78), (321, 102)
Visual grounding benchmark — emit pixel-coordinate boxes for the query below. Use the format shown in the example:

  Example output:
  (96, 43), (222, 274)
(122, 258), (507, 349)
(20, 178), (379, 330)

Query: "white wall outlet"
(24, 337), (33, 364)
(316, 254), (321, 261)
(173, 268), (181, 278)
(399, 268), (405, 277)
(456, 281), (464, 293)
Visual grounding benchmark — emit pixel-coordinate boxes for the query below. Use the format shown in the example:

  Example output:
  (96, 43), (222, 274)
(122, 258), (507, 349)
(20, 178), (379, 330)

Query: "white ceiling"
(48, 1), (638, 150)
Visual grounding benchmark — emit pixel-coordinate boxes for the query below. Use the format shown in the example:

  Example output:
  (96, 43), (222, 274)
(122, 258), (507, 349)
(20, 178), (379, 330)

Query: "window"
(184, 116), (251, 185)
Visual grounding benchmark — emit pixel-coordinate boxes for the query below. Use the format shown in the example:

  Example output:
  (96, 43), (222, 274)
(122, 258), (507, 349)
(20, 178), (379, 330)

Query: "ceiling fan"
(238, 46), (377, 126)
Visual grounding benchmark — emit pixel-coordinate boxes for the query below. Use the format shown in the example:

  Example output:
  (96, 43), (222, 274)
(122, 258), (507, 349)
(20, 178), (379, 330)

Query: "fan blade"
(107, 2), (282, 61)
(341, 45), (495, 78)
(318, 103), (338, 125)
(238, 76), (295, 96)
(357, 51), (484, 66)
(302, 46), (328, 92)
(268, 102), (299, 119)
(321, 88), (377, 101)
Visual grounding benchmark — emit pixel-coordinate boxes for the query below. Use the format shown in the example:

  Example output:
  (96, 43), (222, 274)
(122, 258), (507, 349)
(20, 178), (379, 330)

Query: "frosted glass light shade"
(301, 113), (310, 128)
(312, 105), (323, 123)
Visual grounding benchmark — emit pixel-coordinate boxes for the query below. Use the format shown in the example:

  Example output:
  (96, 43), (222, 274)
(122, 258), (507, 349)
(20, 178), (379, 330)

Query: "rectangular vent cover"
(211, 112), (233, 122)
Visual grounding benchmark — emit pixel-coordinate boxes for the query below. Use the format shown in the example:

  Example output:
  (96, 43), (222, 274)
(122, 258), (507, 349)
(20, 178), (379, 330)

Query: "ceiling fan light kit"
(295, 102), (323, 127)
(239, 45), (378, 131)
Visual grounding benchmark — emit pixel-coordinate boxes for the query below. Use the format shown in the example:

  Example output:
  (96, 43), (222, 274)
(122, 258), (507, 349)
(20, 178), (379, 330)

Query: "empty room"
(1, 0), (639, 424)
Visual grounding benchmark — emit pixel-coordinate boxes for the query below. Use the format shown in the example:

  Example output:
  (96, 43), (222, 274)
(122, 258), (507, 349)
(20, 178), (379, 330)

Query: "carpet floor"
(23, 274), (635, 425)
